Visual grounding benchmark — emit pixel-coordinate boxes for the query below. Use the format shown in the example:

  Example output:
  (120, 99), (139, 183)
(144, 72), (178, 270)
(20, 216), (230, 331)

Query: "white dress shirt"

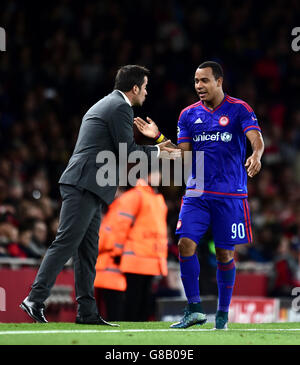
(117, 90), (132, 107)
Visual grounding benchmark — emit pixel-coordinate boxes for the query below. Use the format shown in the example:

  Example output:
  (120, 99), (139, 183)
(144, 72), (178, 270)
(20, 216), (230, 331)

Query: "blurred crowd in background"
(0, 0), (299, 297)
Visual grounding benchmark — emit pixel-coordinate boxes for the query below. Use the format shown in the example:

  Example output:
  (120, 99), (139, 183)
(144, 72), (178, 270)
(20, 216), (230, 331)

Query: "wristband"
(155, 132), (165, 144)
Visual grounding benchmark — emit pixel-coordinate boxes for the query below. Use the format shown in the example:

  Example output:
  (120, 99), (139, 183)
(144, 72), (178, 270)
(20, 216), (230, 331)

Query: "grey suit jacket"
(59, 90), (158, 205)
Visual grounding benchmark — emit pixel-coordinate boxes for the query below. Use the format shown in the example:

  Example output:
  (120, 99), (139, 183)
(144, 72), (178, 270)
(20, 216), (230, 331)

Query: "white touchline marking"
(0, 328), (300, 335)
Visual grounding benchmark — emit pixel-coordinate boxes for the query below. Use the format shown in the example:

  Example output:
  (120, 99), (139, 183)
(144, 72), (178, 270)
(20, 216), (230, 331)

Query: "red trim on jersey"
(200, 95), (227, 113)
(199, 103), (211, 113)
(227, 100), (252, 112)
(178, 101), (202, 120)
(243, 199), (251, 243)
(186, 189), (248, 197)
(245, 200), (253, 242)
(243, 125), (261, 133)
(178, 136), (192, 140)
(212, 96), (227, 112)
(226, 96), (253, 113)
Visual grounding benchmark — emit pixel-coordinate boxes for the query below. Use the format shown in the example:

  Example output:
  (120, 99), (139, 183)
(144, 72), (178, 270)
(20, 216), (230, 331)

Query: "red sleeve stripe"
(178, 136), (192, 140)
(243, 125), (261, 133)
(226, 96), (253, 113)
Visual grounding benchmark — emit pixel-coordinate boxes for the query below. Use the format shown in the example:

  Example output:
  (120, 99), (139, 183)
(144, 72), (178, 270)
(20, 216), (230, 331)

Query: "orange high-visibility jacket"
(94, 197), (127, 291)
(95, 179), (168, 289)
(118, 179), (168, 276)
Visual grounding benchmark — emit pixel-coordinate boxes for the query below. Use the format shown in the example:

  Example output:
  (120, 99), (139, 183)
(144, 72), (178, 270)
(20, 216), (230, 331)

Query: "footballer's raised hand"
(134, 116), (159, 139)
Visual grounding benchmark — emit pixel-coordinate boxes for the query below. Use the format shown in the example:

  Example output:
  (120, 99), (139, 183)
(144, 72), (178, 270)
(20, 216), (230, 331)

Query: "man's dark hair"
(114, 65), (150, 92)
(198, 61), (224, 80)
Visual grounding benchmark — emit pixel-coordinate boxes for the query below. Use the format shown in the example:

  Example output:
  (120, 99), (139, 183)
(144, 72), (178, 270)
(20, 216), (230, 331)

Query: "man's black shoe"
(75, 315), (119, 326)
(20, 296), (48, 323)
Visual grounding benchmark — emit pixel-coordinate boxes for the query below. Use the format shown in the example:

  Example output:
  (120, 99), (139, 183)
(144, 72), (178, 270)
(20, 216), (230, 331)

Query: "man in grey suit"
(20, 65), (179, 325)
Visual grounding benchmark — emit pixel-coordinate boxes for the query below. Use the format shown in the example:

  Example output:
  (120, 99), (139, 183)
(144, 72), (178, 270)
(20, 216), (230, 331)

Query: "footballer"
(134, 61), (264, 330)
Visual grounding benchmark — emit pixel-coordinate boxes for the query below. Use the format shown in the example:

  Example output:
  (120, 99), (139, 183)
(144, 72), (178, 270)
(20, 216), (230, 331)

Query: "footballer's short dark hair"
(198, 61), (224, 80)
(114, 65), (150, 92)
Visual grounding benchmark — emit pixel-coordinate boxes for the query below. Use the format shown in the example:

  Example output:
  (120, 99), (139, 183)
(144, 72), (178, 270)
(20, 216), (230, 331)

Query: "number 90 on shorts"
(231, 223), (245, 239)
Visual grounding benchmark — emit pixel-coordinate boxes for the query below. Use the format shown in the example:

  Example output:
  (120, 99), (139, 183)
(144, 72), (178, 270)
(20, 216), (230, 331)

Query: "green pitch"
(0, 322), (300, 345)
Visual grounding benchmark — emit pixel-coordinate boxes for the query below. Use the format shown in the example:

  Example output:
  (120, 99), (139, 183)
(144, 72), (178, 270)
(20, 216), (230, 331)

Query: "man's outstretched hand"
(134, 116), (181, 159)
(134, 117), (159, 139)
(157, 140), (182, 160)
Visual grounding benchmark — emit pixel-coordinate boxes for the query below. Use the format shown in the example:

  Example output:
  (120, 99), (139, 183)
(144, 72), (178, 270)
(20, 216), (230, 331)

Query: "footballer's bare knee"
(215, 247), (234, 263)
(178, 237), (197, 257)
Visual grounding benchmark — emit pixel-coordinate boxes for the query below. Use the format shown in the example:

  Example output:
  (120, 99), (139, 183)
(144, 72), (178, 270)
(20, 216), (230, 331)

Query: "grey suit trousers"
(29, 184), (103, 317)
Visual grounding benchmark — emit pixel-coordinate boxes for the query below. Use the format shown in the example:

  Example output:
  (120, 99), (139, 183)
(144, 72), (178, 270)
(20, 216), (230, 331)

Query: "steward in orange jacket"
(94, 177), (168, 321)
(94, 194), (127, 292)
(118, 179), (168, 277)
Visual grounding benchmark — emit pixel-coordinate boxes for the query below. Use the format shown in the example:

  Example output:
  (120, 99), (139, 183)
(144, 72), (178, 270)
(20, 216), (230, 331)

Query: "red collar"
(200, 94), (227, 113)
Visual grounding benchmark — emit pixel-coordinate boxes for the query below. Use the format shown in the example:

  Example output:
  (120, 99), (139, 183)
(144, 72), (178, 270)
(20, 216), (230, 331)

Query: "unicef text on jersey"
(193, 131), (232, 143)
